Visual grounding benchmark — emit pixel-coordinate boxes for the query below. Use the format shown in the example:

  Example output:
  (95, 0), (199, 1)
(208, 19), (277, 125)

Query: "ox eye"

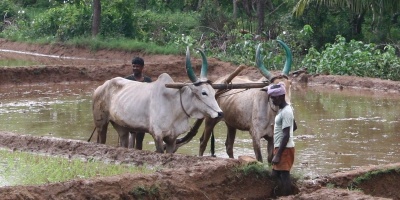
(202, 91), (208, 96)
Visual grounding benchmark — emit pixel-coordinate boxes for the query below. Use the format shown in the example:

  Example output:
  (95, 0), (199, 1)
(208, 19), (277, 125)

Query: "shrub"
(29, 4), (91, 41)
(301, 35), (400, 81)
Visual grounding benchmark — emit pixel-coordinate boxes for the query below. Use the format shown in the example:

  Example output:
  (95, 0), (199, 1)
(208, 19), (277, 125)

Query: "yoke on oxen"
(171, 40), (294, 163)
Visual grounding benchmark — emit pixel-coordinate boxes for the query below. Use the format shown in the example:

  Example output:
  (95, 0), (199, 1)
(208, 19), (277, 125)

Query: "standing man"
(125, 57), (152, 150)
(126, 57), (152, 82)
(267, 82), (296, 196)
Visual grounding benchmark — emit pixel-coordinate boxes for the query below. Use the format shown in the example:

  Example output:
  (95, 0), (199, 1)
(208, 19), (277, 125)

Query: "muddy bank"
(0, 132), (399, 199)
(0, 132), (275, 200)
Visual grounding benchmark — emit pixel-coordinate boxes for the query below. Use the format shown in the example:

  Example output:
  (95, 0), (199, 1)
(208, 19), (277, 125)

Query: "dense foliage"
(0, 0), (399, 80)
(302, 35), (400, 81)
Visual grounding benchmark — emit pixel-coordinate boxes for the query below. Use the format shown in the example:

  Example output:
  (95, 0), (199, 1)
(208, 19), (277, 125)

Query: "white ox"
(177, 40), (293, 163)
(91, 47), (223, 153)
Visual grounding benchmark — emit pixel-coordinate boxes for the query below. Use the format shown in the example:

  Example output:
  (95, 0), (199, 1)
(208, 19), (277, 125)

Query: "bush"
(301, 35), (400, 81)
(29, 4), (91, 41)
(0, 0), (18, 30)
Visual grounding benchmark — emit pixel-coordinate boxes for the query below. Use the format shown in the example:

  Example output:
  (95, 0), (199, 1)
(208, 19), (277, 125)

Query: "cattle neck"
(179, 87), (191, 118)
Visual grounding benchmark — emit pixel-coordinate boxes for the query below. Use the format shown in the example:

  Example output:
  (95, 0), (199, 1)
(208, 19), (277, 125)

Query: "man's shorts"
(273, 147), (295, 171)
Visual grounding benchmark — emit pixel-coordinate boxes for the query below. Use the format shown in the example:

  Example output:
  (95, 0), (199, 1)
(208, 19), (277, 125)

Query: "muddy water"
(0, 83), (399, 178)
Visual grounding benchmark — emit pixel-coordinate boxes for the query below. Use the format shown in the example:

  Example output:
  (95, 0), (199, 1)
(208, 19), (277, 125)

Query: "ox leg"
(135, 132), (145, 150)
(251, 133), (263, 162)
(128, 132), (136, 149)
(110, 122), (129, 148)
(96, 122), (109, 144)
(199, 118), (219, 156)
(263, 135), (274, 164)
(225, 124), (236, 159)
(163, 137), (176, 154)
(154, 135), (165, 153)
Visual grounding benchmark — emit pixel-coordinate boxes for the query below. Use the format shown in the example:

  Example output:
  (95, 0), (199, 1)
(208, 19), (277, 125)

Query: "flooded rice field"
(0, 82), (399, 178)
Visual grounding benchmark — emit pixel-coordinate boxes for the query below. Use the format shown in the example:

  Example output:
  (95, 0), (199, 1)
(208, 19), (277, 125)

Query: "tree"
(92, 0), (101, 37)
(294, 1), (397, 16)
(292, 0), (400, 39)
(256, 0), (266, 35)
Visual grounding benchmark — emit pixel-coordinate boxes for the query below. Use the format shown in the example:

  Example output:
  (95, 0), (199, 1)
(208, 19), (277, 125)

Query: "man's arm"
(272, 126), (290, 164)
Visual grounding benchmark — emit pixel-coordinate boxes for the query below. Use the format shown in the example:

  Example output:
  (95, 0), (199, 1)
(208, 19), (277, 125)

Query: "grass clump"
(234, 162), (270, 179)
(0, 59), (39, 67)
(0, 149), (154, 186)
(65, 37), (184, 55)
(348, 167), (400, 190)
(129, 184), (160, 199)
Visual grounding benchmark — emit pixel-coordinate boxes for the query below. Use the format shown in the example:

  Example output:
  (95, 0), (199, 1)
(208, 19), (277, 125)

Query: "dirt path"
(0, 39), (399, 199)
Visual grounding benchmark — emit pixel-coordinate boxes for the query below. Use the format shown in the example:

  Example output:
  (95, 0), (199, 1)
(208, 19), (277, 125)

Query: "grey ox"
(178, 40), (293, 163)
(91, 47), (223, 153)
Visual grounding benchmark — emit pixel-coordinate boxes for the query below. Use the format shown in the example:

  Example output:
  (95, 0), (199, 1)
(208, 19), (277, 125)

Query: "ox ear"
(276, 40), (293, 75)
(255, 44), (273, 80)
(186, 46), (199, 83)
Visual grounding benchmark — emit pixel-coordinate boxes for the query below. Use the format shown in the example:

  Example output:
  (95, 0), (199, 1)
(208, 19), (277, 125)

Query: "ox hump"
(107, 77), (133, 90)
(156, 73), (174, 83)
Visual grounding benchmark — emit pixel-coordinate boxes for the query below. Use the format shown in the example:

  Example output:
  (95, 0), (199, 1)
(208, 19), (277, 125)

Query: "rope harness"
(180, 87), (191, 118)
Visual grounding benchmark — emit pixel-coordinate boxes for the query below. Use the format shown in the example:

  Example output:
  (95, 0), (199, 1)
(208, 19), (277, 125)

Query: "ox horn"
(255, 44), (273, 80)
(276, 39), (293, 75)
(185, 46), (198, 83)
(196, 48), (208, 80)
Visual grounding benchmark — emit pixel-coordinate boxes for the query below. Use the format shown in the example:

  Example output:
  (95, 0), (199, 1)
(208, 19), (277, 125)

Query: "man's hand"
(272, 154), (281, 165)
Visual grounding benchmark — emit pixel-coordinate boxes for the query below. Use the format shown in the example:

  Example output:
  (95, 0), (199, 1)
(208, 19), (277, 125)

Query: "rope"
(179, 87), (191, 118)
(217, 88), (250, 98)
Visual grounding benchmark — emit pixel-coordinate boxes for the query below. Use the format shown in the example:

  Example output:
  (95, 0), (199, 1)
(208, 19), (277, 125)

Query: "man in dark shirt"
(125, 57), (152, 82)
(125, 57), (152, 150)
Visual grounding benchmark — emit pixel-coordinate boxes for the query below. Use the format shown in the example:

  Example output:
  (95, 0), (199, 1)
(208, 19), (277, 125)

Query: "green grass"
(233, 162), (271, 179)
(0, 59), (39, 67)
(0, 149), (154, 186)
(129, 184), (160, 199)
(350, 167), (400, 187)
(64, 37), (185, 55)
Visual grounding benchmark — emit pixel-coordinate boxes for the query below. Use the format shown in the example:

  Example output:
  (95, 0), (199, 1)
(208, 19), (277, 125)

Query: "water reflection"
(0, 83), (399, 178)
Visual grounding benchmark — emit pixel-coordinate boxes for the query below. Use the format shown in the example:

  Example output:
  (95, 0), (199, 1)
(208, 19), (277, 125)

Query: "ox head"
(257, 40), (293, 104)
(184, 47), (223, 119)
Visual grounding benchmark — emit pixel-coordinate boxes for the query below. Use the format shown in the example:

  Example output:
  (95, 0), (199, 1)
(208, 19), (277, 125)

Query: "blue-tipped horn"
(185, 46), (198, 83)
(276, 40), (292, 75)
(255, 44), (273, 80)
(196, 48), (208, 80)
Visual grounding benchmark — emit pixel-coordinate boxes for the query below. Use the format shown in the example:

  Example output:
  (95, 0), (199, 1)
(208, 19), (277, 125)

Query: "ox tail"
(87, 127), (96, 142)
(210, 130), (216, 157)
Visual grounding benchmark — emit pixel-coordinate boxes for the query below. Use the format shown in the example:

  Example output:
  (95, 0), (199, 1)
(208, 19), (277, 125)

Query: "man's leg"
(135, 132), (145, 150)
(271, 169), (292, 196)
(280, 171), (292, 196)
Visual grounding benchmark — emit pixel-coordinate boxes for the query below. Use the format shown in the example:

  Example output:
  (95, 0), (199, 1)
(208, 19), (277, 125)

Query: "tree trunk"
(256, 0), (265, 35)
(91, 0), (101, 37)
(233, 0), (238, 19)
(197, 0), (203, 10)
(351, 11), (365, 36)
(265, 0), (273, 11)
